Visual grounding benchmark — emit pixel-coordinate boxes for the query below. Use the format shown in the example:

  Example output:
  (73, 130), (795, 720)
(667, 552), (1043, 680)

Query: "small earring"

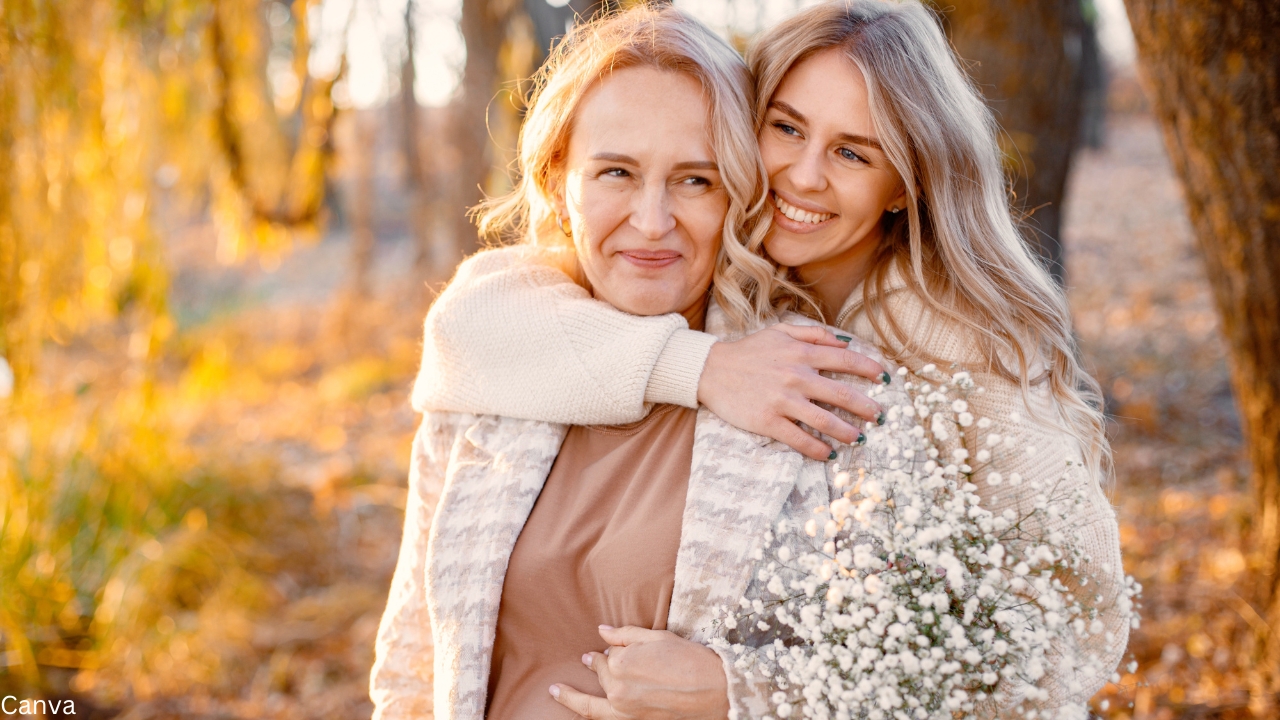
(890, 207), (902, 214)
(558, 215), (572, 238)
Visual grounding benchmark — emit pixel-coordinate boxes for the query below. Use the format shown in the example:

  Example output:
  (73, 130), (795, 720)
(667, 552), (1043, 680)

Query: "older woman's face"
(555, 66), (726, 320)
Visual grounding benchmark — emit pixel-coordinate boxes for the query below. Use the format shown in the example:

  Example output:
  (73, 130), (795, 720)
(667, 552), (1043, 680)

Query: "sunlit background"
(0, 0), (1263, 718)
(329, 0), (1135, 108)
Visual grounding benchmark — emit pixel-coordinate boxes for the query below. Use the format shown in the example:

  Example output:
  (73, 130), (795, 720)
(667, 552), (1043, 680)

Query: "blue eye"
(603, 168), (630, 178)
(773, 122), (800, 136)
(839, 147), (866, 163)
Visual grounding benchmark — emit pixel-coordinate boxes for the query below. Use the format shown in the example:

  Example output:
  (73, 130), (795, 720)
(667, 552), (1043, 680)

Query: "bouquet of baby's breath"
(715, 366), (1140, 720)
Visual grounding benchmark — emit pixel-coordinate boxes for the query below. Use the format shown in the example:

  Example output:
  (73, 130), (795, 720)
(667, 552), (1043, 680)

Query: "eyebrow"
(769, 100), (884, 151)
(589, 153), (719, 172)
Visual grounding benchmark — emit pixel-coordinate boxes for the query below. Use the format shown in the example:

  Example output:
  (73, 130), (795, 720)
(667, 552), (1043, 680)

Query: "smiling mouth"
(620, 250), (681, 268)
(773, 193), (834, 225)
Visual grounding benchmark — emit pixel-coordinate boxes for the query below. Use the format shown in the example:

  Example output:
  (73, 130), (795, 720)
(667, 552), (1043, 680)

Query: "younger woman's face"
(758, 48), (906, 274)
(554, 66), (726, 323)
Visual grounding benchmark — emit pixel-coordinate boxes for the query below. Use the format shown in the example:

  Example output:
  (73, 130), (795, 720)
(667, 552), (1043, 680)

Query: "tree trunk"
(524, 0), (616, 71)
(447, 0), (612, 266)
(1123, 0), (1280, 713)
(348, 112), (377, 298)
(446, 0), (511, 265)
(936, 0), (1092, 285)
(401, 0), (434, 280)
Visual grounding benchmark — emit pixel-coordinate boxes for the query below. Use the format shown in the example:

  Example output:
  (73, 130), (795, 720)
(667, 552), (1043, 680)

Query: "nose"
(788, 144), (828, 194)
(630, 180), (676, 240)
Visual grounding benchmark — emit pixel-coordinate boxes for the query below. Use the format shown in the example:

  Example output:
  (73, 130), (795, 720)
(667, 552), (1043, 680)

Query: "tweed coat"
(370, 307), (911, 720)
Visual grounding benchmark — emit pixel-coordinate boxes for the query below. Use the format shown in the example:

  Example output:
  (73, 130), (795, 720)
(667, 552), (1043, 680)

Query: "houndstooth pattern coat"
(370, 308), (909, 720)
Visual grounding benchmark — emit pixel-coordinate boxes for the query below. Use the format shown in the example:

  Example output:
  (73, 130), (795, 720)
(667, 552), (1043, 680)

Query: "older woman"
(370, 7), (902, 720)
(403, 0), (1128, 716)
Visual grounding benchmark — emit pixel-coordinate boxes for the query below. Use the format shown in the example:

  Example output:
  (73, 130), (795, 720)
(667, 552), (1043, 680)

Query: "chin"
(606, 291), (685, 317)
(763, 238), (815, 269)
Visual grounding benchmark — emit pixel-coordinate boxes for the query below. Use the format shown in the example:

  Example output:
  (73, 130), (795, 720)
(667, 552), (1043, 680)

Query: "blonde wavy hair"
(475, 5), (806, 331)
(748, 0), (1109, 477)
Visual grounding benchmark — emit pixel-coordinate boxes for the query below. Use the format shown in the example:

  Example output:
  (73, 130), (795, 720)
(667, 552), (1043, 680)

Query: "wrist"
(647, 329), (718, 408)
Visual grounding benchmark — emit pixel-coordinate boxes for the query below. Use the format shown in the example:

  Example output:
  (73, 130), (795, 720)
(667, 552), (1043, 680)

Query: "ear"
(546, 171), (569, 220)
(886, 181), (909, 214)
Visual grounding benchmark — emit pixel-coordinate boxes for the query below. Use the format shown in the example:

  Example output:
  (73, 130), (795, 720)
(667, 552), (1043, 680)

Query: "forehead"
(569, 65), (714, 156)
(773, 47), (874, 134)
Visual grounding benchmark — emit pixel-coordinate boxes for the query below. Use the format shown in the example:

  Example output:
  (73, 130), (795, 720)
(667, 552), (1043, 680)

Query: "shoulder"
(418, 411), (567, 475)
(848, 287), (1079, 453)
(777, 310), (891, 369)
(444, 245), (581, 293)
(424, 245), (588, 340)
(846, 284), (991, 373)
(451, 244), (538, 279)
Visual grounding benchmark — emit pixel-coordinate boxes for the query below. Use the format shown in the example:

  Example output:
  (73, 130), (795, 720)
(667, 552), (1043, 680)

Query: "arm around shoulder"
(411, 246), (713, 424)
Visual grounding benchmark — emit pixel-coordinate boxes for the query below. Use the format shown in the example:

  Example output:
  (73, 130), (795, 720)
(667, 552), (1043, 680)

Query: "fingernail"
(836, 334), (852, 342)
(880, 371), (891, 385)
(582, 653), (592, 667)
(598, 624), (614, 630)
(828, 450), (838, 460)
(857, 432), (866, 445)
(549, 685), (560, 699)
(604, 647), (611, 656)
(876, 411), (885, 426)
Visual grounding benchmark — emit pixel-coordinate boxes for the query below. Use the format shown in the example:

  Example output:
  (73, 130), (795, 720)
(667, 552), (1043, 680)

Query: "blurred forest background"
(2, 0), (1278, 718)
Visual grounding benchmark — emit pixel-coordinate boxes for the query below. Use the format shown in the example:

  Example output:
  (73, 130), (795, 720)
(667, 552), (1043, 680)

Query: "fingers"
(771, 324), (847, 347)
(796, 344), (886, 382)
(582, 650), (616, 689)
(800, 375), (883, 424)
(597, 624), (660, 647)
(550, 683), (615, 719)
(787, 398), (860, 445)
(764, 418), (836, 461)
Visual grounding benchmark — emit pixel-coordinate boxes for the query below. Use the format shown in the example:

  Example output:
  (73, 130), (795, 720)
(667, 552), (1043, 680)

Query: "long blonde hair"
(748, 0), (1109, 476)
(476, 5), (805, 331)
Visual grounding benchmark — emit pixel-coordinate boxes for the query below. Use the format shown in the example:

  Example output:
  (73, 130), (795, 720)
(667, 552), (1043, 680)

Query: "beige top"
(485, 404), (697, 720)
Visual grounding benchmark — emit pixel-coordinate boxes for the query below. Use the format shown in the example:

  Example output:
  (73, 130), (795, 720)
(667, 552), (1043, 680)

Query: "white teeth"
(774, 195), (832, 224)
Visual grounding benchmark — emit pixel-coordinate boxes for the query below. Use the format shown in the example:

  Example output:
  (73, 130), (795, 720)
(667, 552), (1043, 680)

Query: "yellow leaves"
(19, 259), (40, 284)
(1159, 488), (1199, 519)
(1208, 547), (1246, 583)
(87, 265), (113, 291)
(182, 340), (232, 399)
(317, 357), (395, 403)
(312, 425), (347, 453)
(1208, 493), (1237, 521)
(183, 508), (208, 533)
(1186, 631), (1214, 660)
(108, 236), (134, 271)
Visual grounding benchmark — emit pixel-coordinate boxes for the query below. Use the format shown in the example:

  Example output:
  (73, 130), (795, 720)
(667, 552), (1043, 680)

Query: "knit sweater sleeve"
(409, 246), (718, 424)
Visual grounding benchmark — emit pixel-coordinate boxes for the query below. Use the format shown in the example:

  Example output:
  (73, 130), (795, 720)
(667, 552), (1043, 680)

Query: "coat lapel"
(424, 413), (567, 720)
(667, 410), (806, 641)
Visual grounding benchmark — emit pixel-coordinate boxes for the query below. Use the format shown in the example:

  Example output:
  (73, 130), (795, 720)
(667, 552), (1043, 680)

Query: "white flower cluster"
(717, 367), (1141, 720)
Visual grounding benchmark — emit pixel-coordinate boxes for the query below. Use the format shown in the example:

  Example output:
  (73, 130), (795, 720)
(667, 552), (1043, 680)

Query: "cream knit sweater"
(411, 246), (718, 421)
(412, 246), (1130, 712)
